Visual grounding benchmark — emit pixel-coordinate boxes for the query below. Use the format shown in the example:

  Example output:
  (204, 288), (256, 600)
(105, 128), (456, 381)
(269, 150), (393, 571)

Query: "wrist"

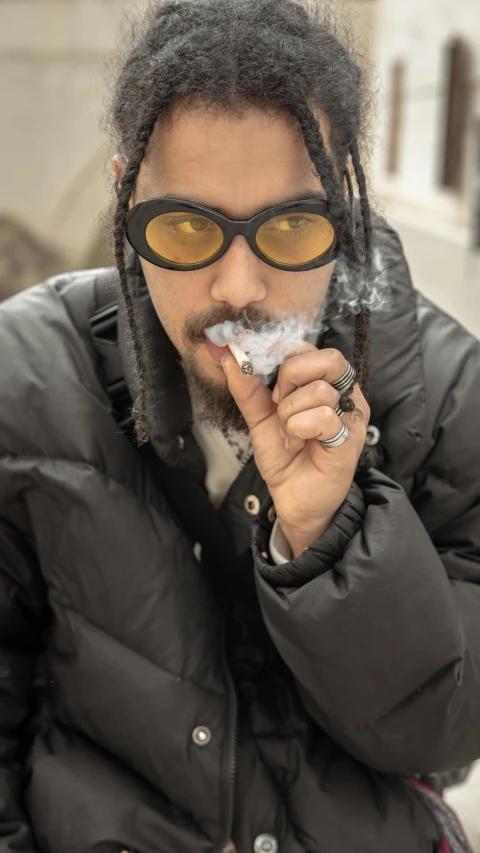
(280, 516), (334, 559)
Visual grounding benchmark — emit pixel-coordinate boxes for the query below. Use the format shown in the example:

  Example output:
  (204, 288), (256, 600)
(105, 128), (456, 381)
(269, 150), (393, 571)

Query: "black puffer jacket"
(0, 218), (479, 853)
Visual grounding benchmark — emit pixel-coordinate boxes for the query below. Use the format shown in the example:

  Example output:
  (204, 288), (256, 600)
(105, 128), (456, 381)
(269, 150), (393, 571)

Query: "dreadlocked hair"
(108, 0), (374, 445)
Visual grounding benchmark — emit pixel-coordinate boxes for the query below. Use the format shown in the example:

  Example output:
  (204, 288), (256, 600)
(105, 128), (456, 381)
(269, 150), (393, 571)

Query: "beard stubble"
(181, 303), (272, 433)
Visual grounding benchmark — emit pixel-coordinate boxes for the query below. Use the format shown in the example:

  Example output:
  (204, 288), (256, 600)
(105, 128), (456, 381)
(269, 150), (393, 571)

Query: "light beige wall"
(0, 0), (147, 272)
(347, 0), (378, 63)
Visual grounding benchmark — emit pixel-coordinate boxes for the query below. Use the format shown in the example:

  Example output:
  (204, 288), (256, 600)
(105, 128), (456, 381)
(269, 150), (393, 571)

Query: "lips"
(204, 338), (230, 363)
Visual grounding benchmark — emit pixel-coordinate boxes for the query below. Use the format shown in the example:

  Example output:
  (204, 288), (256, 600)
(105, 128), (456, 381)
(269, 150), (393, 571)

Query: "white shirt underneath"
(193, 423), (292, 565)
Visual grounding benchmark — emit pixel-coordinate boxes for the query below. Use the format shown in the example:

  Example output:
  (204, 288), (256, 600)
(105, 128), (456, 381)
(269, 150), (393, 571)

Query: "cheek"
(275, 263), (334, 313)
(140, 261), (210, 349)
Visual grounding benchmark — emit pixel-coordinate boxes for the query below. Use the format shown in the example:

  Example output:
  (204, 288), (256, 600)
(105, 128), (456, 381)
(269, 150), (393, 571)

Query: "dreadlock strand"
(113, 108), (170, 443)
(353, 310), (371, 392)
(292, 108), (371, 397)
(348, 138), (373, 396)
(349, 137), (372, 265)
(290, 103), (359, 269)
(344, 166), (354, 223)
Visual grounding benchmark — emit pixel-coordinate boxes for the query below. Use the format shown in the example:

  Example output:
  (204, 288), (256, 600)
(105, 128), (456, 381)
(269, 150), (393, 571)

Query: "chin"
(195, 351), (228, 384)
(181, 350), (246, 432)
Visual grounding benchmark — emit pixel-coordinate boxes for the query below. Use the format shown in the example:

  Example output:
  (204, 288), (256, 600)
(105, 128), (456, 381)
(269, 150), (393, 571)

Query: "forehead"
(136, 103), (327, 218)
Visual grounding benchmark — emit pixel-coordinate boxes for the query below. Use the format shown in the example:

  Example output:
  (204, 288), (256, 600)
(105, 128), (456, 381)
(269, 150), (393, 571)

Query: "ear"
(112, 154), (127, 186)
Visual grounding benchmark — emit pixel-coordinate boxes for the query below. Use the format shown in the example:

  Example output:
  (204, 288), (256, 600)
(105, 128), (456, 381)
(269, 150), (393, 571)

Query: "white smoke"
(329, 246), (391, 315)
(205, 245), (391, 383)
(206, 314), (322, 383)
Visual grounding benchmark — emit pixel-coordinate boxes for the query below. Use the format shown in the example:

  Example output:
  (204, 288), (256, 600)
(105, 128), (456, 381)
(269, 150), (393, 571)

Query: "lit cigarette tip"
(228, 342), (255, 375)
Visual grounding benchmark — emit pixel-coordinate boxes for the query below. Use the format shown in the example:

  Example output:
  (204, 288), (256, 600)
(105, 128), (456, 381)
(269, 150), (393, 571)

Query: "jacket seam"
(61, 602), (227, 699)
(0, 452), (167, 514)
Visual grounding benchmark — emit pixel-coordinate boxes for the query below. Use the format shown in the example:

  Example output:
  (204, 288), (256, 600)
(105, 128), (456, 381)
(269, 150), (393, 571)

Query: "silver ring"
(320, 423), (349, 448)
(331, 362), (356, 393)
(334, 405), (344, 417)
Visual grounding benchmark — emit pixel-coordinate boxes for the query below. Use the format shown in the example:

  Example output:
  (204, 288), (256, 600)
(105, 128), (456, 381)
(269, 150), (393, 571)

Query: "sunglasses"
(126, 197), (340, 272)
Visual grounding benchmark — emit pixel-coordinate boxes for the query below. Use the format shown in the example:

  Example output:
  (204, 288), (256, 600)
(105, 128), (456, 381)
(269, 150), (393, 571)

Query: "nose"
(210, 236), (267, 308)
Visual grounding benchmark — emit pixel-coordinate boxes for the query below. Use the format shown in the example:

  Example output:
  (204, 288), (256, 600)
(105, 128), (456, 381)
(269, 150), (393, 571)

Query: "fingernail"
(284, 437), (289, 450)
(272, 385), (280, 403)
(279, 427), (285, 440)
(221, 353), (232, 369)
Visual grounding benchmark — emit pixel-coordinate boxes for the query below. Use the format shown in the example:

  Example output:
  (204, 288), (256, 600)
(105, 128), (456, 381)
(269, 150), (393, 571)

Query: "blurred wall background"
(373, 0), (480, 335)
(0, 0), (147, 299)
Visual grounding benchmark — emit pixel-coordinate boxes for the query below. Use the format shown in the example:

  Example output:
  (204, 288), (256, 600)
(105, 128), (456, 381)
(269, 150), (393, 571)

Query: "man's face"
(115, 103), (338, 427)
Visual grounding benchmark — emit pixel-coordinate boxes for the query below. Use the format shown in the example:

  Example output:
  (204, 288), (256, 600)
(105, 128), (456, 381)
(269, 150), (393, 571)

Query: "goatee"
(181, 303), (272, 433)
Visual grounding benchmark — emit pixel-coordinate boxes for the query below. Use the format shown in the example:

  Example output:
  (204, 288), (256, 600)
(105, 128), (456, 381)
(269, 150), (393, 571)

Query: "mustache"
(183, 305), (273, 346)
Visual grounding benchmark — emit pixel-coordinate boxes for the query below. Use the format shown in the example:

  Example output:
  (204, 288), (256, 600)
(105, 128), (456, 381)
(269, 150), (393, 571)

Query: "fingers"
(284, 384), (369, 456)
(276, 380), (340, 432)
(273, 347), (350, 404)
(223, 344), (371, 466)
(221, 353), (278, 430)
(284, 405), (342, 454)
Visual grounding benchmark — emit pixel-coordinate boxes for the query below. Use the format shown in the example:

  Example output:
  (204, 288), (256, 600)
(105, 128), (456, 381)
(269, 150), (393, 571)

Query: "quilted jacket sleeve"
(0, 518), (46, 851)
(254, 328), (480, 777)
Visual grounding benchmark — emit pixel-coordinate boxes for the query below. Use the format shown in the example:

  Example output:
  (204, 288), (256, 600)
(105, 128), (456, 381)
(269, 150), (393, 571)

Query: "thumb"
(222, 353), (277, 431)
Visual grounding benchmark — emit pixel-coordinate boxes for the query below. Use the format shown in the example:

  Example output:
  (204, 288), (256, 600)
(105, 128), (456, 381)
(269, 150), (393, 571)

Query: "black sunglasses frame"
(126, 197), (340, 272)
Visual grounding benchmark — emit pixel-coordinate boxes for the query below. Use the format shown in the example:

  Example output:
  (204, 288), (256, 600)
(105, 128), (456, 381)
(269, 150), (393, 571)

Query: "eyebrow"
(158, 188), (327, 214)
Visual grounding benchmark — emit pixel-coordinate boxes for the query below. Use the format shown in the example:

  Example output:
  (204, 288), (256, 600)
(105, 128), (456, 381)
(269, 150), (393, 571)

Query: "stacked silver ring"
(320, 422), (349, 448)
(331, 362), (356, 393)
(320, 362), (355, 448)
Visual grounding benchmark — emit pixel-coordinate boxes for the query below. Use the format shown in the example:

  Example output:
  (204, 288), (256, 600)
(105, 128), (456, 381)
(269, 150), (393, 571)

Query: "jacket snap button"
(244, 495), (260, 516)
(267, 505), (276, 523)
(365, 425), (380, 447)
(253, 835), (278, 853)
(192, 725), (211, 745)
(177, 435), (185, 450)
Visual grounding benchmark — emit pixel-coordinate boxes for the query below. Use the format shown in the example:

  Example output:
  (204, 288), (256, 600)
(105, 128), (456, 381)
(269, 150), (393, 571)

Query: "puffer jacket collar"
(118, 217), (426, 491)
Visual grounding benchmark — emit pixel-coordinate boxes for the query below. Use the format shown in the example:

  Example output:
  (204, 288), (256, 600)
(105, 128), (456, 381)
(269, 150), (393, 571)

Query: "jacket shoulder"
(0, 268), (117, 458)
(416, 291), (479, 416)
(413, 292), (480, 507)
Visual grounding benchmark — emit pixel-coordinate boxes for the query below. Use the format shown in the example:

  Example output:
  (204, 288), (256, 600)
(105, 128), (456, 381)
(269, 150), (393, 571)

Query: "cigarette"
(228, 342), (255, 375)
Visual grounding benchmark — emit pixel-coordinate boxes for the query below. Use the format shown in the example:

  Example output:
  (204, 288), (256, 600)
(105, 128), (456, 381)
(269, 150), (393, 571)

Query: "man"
(0, 1), (479, 852)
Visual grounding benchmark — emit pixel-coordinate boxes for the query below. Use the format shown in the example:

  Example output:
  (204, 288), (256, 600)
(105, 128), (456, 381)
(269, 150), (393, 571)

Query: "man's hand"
(222, 343), (370, 558)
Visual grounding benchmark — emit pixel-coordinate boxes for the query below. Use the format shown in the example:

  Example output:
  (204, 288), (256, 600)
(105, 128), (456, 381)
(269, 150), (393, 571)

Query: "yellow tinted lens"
(145, 212), (224, 266)
(256, 212), (335, 266)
